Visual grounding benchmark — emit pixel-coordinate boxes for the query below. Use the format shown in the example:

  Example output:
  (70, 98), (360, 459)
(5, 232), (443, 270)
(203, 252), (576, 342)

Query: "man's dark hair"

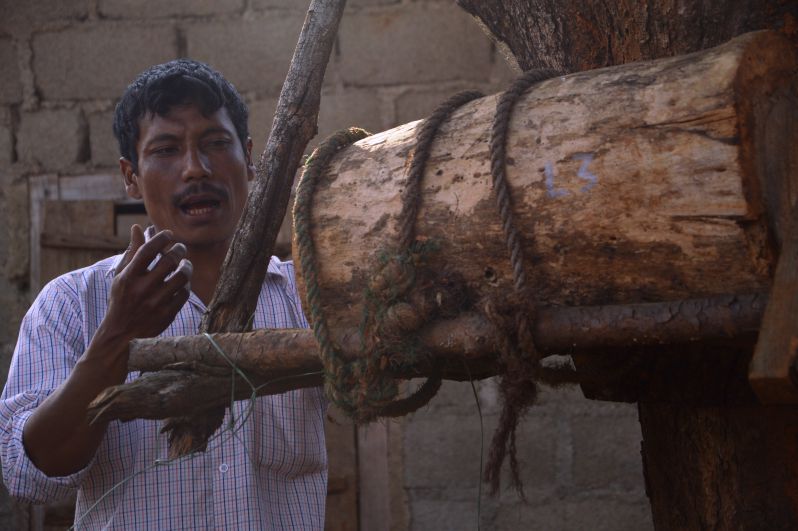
(113, 59), (249, 172)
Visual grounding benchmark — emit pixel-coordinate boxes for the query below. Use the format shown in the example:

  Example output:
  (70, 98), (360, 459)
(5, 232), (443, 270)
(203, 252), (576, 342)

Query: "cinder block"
(407, 497), (497, 531)
(251, 0), (396, 10)
(565, 499), (654, 530)
(417, 379), (484, 416)
(492, 499), (565, 531)
(185, 14), (305, 95)
(247, 97), (278, 161)
(33, 25), (177, 100)
(315, 88), (382, 144)
(0, 0), (87, 36)
(490, 51), (521, 89)
(394, 85), (477, 125)
(348, 0), (400, 7)
(0, 39), (21, 104)
(0, 173), (29, 286)
(17, 109), (86, 170)
(403, 409), (558, 495)
(251, 0), (306, 10)
(338, 4), (492, 86)
(100, 0), (244, 18)
(0, 119), (12, 167)
(571, 412), (646, 491)
(89, 111), (120, 167)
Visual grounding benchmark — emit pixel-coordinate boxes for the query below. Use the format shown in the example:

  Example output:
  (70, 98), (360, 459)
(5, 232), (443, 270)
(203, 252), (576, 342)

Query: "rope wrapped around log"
(294, 71), (588, 494)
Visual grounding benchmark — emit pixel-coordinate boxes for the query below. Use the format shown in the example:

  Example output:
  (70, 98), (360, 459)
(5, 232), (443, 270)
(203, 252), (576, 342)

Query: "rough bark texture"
(87, 293), (764, 424)
(203, 0), (347, 333)
(160, 0), (347, 457)
(456, 0), (798, 73)
(452, 2), (798, 529)
(294, 32), (789, 342)
(639, 404), (798, 530)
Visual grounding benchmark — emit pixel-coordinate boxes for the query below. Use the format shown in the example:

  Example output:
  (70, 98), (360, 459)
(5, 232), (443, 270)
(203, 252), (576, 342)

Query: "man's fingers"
(165, 281), (192, 316)
(115, 224), (146, 275)
(152, 243), (188, 280)
(126, 230), (174, 275)
(163, 258), (193, 294)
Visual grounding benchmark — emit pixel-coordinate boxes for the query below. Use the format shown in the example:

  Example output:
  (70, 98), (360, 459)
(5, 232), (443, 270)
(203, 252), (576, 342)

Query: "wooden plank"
(749, 208), (798, 403)
(39, 200), (116, 287)
(40, 232), (130, 251)
(324, 408), (358, 531)
(57, 174), (126, 201)
(357, 422), (391, 531)
(28, 175), (59, 293)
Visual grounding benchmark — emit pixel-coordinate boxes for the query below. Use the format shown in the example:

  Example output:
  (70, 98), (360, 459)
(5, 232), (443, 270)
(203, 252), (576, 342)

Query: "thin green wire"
(465, 362), (484, 531)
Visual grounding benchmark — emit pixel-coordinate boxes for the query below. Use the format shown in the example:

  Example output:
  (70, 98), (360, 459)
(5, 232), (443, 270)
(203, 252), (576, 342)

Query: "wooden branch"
(87, 293), (765, 424)
(206, 0), (347, 338)
(159, 0), (348, 456)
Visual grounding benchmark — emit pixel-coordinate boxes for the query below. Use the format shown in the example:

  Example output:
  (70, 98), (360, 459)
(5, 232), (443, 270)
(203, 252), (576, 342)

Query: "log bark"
(159, 0), (347, 456)
(88, 293), (765, 423)
(639, 404), (798, 529)
(294, 31), (793, 345)
(456, 0), (797, 73)
(450, 2), (798, 528)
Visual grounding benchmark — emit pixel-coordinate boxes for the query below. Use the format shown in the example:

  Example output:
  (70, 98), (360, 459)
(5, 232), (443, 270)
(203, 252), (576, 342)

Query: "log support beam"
(88, 293), (766, 423)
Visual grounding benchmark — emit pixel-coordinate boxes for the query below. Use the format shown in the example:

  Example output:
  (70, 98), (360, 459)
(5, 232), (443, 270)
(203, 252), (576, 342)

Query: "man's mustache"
(172, 182), (230, 207)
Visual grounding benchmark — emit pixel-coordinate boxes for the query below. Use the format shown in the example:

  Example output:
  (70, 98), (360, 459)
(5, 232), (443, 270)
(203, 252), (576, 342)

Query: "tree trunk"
(456, 0), (797, 73)
(457, 2), (798, 529)
(639, 404), (798, 530)
(294, 31), (791, 342)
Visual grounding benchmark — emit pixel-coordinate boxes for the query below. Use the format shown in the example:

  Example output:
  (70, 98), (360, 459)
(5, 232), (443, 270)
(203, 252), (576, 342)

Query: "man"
(0, 59), (327, 529)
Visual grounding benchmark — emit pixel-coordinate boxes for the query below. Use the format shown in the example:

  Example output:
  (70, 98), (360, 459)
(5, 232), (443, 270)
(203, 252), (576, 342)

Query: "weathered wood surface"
(295, 32), (793, 349)
(128, 293), (766, 373)
(456, 0), (797, 74)
(749, 207), (798, 403)
(202, 0), (347, 333)
(161, 0), (348, 456)
(88, 292), (765, 423)
(639, 403), (798, 529)
(449, 4), (798, 528)
(40, 200), (119, 288)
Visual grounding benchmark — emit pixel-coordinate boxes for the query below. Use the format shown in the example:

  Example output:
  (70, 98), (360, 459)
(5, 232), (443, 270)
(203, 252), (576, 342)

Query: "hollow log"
(294, 32), (794, 352)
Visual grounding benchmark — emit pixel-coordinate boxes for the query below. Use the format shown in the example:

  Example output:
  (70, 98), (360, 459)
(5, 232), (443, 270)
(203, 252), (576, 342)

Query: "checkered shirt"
(0, 250), (327, 530)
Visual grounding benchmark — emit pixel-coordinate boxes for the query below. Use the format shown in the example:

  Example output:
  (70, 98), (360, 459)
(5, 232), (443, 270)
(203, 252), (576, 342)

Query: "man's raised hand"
(104, 225), (193, 343)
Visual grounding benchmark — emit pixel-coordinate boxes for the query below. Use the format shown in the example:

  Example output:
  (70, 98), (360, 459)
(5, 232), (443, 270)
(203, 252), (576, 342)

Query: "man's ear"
(120, 157), (142, 199)
(246, 137), (255, 182)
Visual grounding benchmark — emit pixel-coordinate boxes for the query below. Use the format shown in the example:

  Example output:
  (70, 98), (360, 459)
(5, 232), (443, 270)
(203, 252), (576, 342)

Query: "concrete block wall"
(0, 1), (652, 529)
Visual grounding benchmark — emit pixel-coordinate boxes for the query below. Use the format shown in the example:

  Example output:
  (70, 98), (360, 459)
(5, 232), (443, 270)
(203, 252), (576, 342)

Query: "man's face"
(121, 104), (254, 251)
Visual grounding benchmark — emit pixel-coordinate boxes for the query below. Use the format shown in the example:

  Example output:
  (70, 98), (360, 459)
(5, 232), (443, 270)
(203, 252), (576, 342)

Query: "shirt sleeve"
(0, 274), (96, 503)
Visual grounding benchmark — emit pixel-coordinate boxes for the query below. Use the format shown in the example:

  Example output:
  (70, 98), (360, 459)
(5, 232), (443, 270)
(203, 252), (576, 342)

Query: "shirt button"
(219, 463), (229, 473)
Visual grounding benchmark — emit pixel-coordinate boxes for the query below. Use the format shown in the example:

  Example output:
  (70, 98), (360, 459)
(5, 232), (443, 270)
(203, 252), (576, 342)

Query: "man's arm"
(21, 225), (193, 477)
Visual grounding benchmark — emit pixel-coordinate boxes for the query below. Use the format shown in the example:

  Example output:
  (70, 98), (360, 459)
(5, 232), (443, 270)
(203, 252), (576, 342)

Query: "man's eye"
(207, 138), (232, 149)
(153, 146), (178, 156)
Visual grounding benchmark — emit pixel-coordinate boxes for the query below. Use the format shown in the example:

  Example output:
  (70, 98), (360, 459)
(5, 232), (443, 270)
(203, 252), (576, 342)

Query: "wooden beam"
(86, 293), (766, 424)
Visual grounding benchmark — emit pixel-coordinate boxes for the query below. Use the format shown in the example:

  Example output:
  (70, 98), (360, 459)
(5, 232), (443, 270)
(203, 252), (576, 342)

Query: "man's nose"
(181, 147), (210, 181)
